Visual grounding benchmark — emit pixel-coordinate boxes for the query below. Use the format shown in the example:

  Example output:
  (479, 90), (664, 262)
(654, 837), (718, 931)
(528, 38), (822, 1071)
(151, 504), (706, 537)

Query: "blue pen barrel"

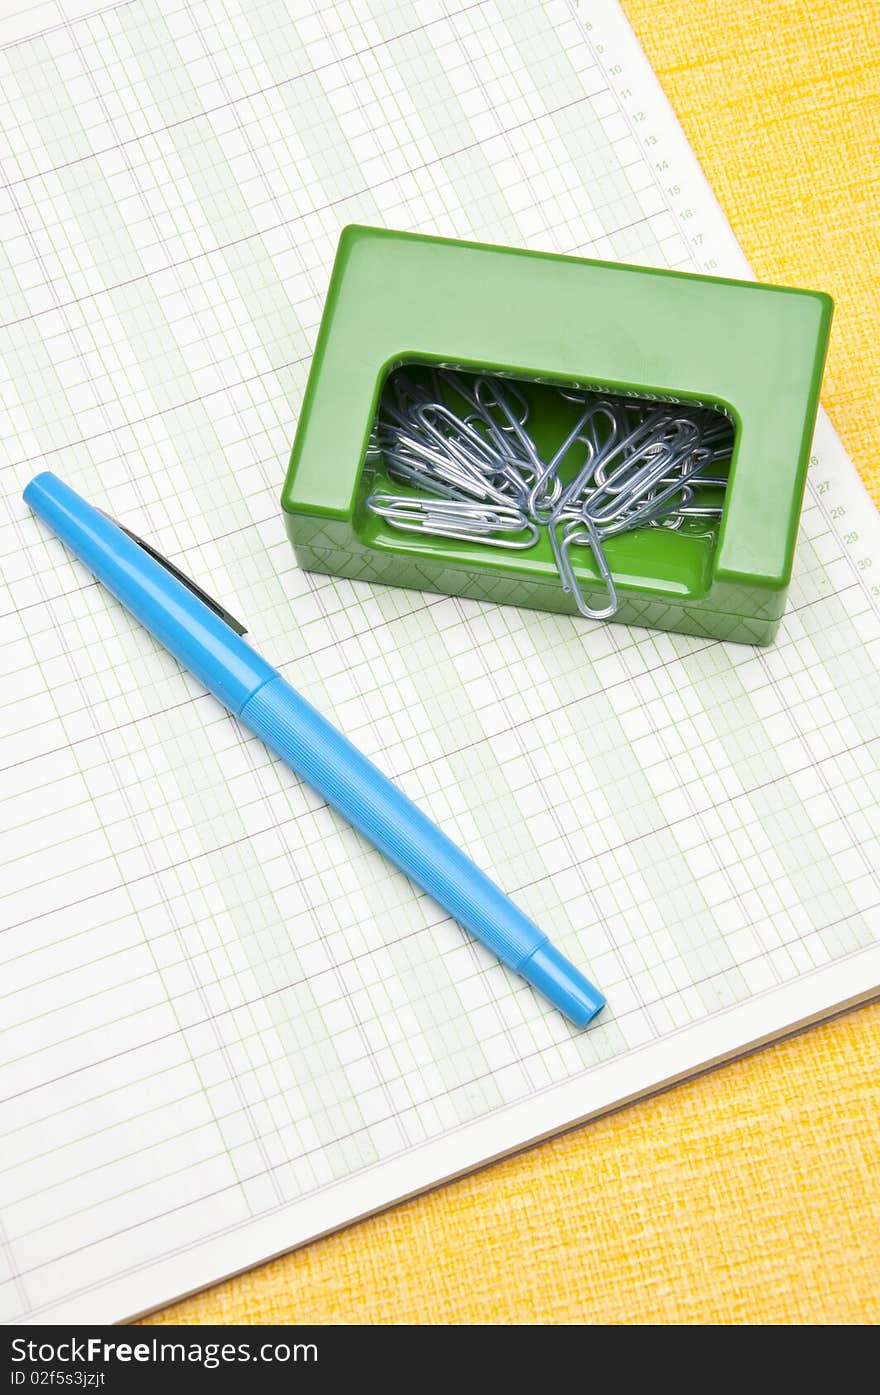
(23, 471), (604, 1028)
(241, 675), (604, 1027)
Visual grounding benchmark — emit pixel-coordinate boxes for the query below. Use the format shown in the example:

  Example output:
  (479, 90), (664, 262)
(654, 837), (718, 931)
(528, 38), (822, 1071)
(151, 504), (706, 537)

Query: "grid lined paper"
(1, 0), (879, 1324)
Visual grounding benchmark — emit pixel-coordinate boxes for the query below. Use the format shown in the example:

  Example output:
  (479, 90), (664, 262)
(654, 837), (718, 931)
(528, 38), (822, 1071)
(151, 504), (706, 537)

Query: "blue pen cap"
(23, 472), (275, 713)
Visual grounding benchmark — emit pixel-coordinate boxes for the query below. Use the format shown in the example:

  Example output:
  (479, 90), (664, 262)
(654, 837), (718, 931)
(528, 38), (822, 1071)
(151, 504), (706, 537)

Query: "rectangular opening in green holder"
(281, 226), (833, 645)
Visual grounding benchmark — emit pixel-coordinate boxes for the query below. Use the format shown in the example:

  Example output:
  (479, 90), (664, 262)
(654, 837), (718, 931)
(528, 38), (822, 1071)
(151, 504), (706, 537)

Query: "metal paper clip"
(368, 368), (733, 621)
(367, 493), (540, 548)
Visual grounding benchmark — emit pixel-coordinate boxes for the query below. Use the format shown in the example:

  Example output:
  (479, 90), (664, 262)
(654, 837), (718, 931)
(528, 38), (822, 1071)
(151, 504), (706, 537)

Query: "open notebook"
(1, 0), (878, 1325)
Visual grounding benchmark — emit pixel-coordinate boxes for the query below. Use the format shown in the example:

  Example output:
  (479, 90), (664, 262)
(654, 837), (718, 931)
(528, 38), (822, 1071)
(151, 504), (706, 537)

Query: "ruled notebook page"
(1, 0), (878, 1323)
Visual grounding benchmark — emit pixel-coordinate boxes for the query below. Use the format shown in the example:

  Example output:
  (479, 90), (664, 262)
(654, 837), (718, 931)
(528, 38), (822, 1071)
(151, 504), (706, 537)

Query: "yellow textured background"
(147, 0), (880, 1325)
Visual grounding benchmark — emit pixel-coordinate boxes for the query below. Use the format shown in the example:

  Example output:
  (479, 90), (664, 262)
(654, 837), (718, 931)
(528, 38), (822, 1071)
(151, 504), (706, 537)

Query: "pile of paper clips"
(366, 369), (733, 620)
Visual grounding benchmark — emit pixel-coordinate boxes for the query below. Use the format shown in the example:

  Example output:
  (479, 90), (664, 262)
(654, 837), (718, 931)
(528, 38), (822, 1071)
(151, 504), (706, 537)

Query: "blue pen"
(23, 472), (605, 1028)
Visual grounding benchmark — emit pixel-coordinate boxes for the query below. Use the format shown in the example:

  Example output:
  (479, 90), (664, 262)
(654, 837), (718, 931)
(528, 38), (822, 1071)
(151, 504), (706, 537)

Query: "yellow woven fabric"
(148, 0), (880, 1325)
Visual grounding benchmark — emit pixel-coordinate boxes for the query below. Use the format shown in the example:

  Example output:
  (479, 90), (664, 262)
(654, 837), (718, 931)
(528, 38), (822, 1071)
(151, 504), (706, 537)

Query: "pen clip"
(99, 512), (248, 636)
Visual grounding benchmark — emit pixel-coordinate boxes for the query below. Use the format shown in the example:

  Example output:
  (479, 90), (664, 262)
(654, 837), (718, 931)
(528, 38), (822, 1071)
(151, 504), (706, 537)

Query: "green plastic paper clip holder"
(281, 226), (832, 645)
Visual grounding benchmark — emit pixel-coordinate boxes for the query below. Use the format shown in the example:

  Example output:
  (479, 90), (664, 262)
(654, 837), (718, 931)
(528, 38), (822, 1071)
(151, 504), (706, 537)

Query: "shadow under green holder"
(281, 226), (832, 644)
